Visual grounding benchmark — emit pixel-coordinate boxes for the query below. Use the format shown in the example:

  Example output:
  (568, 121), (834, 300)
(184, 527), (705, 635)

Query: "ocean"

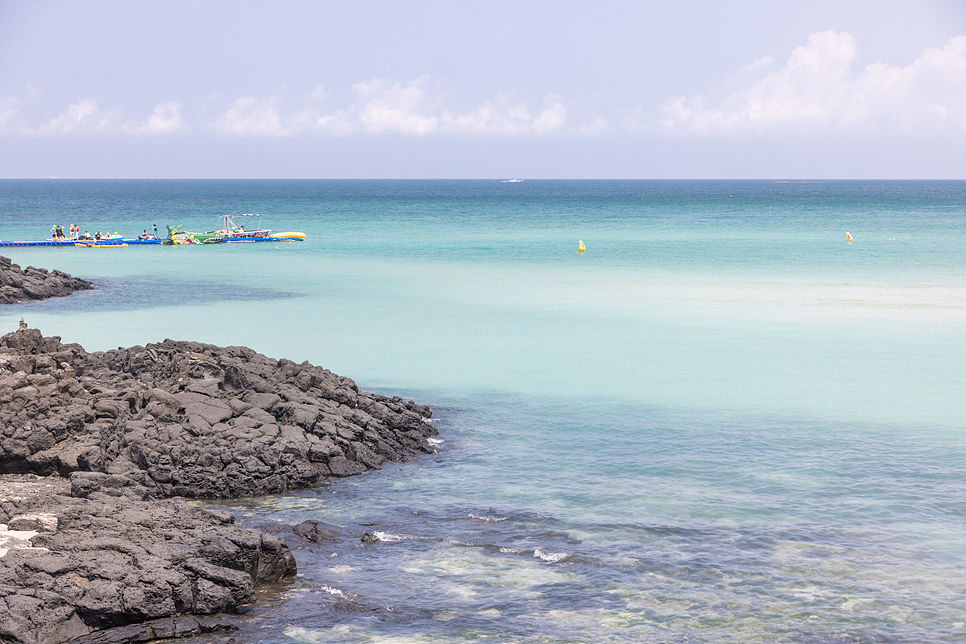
(1, 179), (964, 643)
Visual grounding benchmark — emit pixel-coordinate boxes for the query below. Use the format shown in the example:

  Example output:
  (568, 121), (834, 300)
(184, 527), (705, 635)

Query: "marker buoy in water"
(578, 240), (586, 252)
(845, 232), (853, 242)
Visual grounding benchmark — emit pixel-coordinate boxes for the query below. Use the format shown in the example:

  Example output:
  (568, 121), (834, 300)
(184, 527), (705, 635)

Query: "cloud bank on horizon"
(2, 31), (963, 140)
(660, 31), (966, 135)
(209, 79), (569, 137)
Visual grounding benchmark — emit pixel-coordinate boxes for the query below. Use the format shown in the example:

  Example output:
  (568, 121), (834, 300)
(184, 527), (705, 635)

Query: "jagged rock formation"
(0, 257), (94, 304)
(0, 328), (437, 499)
(0, 473), (295, 644)
(0, 327), (440, 643)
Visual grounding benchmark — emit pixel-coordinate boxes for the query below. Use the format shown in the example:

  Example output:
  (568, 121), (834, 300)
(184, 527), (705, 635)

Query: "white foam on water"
(371, 531), (406, 542)
(319, 584), (349, 598)
(427, 437), (443, 445)
(468, 513), (507, 522)
(533, 547), (569, 562)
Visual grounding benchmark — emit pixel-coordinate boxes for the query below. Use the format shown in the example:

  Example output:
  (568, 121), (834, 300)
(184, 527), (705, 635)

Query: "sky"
(1, 0), (964, 179)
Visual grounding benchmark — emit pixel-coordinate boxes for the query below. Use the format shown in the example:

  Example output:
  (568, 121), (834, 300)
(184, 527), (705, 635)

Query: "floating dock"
(0, 233), (305, 247)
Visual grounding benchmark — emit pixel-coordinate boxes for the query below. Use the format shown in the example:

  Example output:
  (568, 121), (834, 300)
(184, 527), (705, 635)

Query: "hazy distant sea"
(2, 179), (965, 643)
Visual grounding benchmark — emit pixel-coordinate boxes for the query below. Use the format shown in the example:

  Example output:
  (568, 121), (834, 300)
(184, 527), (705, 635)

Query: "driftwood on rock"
(0, 256), (94, 304)
(0, 328), (437, 499)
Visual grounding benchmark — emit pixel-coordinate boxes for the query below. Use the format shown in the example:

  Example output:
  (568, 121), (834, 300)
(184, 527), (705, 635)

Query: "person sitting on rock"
(18, 318), (27, 332)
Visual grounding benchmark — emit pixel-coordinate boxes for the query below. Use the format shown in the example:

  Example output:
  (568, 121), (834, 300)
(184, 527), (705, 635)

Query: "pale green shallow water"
(1, 180), (964, 642)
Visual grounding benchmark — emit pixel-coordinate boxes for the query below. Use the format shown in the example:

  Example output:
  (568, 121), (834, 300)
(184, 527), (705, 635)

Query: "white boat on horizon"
(503, 178), (525, 183)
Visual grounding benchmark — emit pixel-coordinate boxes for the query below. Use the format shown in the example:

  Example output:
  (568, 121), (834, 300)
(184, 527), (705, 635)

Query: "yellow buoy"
(578, 240), (585, 252)
(845, 232), (853, 242)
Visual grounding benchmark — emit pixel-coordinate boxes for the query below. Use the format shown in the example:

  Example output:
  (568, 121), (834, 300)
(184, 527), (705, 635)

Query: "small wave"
(427, 437), (444, 445)
(499, 546), (525, 554)
(363, 530), (431, 543)
(319, 585), (349, 598)
(533, 547), (569, 562)
(468, 513), (507, 522)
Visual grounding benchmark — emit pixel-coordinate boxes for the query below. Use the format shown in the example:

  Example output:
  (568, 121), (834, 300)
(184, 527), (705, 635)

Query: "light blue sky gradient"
(1, 0), (964, 178)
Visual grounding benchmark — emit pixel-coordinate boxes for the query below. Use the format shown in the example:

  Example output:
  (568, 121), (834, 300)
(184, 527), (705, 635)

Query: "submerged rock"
(0, 256), (94, 304)
(293, 519), (341, 543)
(0, 328), (437, 499)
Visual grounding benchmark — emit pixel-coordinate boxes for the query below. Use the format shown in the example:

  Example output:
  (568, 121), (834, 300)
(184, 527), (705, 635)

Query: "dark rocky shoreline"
(1, 473), (294, 643)
(0, 328), (437, 498)
(0, 256), (94, 305)
(0, 326), (439, 643)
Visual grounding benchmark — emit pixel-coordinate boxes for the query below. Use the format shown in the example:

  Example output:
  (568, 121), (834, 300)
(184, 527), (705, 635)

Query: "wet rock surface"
(0, 256), (94, 304)
(0, 473), (295, 644)
(0, 327), (439, 643)
(0, 328), (437, 498)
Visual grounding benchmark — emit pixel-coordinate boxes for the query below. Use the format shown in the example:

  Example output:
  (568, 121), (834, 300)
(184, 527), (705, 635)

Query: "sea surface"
(1, 179), (964, 643)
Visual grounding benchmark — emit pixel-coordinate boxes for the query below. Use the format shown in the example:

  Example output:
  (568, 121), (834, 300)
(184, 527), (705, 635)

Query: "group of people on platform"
(49, 224), (160, 242)
(51, 224), (101, 241)
(139, 224), (160, 240)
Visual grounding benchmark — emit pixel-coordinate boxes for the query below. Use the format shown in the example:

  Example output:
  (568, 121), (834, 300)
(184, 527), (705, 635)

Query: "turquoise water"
(2, 180), (965, 642)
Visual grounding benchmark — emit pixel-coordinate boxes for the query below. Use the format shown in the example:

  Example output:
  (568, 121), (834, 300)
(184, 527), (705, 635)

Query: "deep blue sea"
(1, 180), (965, 643)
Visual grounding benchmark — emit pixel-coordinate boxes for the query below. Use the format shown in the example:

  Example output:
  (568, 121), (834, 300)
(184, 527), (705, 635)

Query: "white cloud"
(5, 79), (586, 138)
(532, 100), (567, 133)
(0, 97), (25, 133)
(303, 85), (329, 104)
(211, 81), (574, 137)
(574, 116), (608, 135)
(124, 102), (184, 134)
(438, 94), (567, 135)
(4, 96), (185, 136)
(353, 77), (438, 135)
(32, 98), (121, 135)
(24, 83), (41, 103)
(660, 32), (966, 134)
(210, 96), (289, 136)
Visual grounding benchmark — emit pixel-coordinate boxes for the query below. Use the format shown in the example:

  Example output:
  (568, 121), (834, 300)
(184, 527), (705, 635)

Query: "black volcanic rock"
(0, 473), (295, 644)
(0, 256), (94, 304)
(0, 326), (440, 643)
(0, 328), (438, 499)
